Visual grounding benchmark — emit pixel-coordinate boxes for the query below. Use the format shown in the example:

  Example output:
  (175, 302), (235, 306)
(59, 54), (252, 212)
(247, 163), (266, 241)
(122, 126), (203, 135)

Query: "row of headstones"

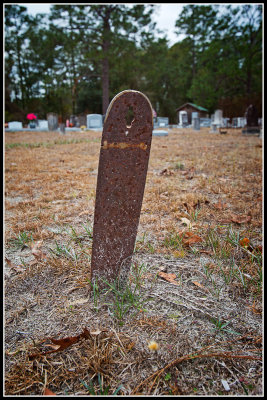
(178, 110), (262, 131)
(7, 113), (104, 131)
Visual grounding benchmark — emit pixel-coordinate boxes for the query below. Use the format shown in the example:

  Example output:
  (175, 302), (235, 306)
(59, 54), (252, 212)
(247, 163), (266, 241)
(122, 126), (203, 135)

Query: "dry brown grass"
(4, 128), (262, 395)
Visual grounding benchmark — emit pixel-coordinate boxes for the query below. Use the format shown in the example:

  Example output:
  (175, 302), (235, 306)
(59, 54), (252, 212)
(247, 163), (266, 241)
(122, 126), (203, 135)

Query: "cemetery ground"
(4, 127), (262, 396)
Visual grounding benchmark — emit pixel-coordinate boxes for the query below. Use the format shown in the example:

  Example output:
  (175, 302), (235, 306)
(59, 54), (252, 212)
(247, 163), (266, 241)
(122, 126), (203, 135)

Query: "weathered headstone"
(232, 117), (238, 128)
(179, 111), (188, 127)
(87, 114), (103, 130)
(47, 113), (59, 131)
(242, 104), (260, 135)
(77, 114), (87, 127)
(210, 123), (218, 133)
(59, 123), (65, 134)
(157, 117), (169, 127)
(193, 117), (200, 131)
(214, 109), (223, 127)
(90, 90), (153, 287)
(223, 118), (231, 128)
(38, 120), (49, 130)
(236, 117), (246, 128)
(8, 121), (23, 130)
(200, 118), (211, 127)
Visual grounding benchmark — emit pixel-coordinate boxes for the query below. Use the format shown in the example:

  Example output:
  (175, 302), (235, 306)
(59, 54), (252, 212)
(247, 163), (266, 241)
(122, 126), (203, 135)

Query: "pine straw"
(4, 128), (262, 395)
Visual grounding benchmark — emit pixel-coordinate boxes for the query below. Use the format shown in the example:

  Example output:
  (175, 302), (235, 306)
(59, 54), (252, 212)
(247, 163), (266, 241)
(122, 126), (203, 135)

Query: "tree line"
(4, 4), (262, 124)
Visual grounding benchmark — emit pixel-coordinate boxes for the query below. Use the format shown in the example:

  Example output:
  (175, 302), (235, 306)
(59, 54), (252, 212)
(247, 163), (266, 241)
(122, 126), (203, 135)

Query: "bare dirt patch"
(4, 128), (262, 395)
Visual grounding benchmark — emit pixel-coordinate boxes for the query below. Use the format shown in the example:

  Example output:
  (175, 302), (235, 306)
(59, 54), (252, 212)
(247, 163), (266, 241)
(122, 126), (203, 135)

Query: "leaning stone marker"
(90, 90), (153, 287)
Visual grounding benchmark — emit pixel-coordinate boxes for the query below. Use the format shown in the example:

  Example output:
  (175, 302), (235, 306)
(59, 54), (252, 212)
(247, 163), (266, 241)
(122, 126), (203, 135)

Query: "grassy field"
(4, 127), (262, 395)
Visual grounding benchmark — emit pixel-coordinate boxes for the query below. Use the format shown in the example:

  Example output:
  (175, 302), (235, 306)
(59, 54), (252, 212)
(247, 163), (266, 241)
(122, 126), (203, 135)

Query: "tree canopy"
(4, 4), (262, 123)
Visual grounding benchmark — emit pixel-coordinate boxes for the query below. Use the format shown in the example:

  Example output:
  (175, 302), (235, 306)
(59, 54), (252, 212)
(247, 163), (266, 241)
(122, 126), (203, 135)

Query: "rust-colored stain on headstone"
(90, 90), (153, 286)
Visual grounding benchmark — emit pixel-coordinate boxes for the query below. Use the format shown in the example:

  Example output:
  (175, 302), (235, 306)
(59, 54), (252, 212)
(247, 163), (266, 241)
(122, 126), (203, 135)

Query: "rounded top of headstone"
(104, 90), (153, 124)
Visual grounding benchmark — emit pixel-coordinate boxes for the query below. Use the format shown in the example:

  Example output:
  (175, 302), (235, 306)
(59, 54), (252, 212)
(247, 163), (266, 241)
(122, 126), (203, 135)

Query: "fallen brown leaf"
(231, 214), (252, 224)
(44, 387), (56, 396)
(192, 281), (207, 292)
(29, 327), (91, 359)
(158, 271), (178, 285)
(181, 232), (203, 246)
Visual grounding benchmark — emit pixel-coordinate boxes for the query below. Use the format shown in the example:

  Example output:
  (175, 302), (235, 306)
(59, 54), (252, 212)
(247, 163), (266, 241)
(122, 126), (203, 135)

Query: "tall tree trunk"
(101, 10), (111, 115)
(102, 47), (109, 115)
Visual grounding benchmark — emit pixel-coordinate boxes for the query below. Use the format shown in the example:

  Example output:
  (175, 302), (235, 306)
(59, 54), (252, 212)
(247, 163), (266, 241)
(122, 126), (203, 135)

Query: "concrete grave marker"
(193, 117), (200, 130)
(87, 114), (103, 130)
(59, 123), (65, 134)
(200, 118), (211, 127)
(210, 123), (218, 133)
(237, 117), (247, 128)
(38, 120), (49, 130)
(47, 113), (59, 131)
(232, 118), (238, 128)
(157, 117), (169, 127)
(153, 130), (168, 136)
(77, 114), (87, 127)
(90, 90), (153, 287)
(179, 111), (188, 127)
(8, 121), (23, 130)
(214, 109), (223, 126)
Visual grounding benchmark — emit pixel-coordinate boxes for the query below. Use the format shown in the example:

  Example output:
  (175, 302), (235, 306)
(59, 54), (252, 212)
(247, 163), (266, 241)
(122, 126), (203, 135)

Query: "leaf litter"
(4, 128), (262, 395)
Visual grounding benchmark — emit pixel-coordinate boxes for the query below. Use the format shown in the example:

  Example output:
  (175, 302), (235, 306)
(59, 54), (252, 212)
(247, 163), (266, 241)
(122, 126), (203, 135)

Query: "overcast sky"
(21, 3), (184, 46)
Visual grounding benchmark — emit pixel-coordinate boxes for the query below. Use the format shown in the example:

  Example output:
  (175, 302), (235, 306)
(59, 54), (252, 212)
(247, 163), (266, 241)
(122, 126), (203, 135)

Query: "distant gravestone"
(214, 109), (223, 126)
(200, 118), (211, 127)
(47, 113), (59, 131)
(192, 112), (199, 120)
(242, 105), (260, 135)
(87, 114), (103, 130)
(157, 117), (169, 127)
(8, 121), (23, 130)
(223, 118), (231, 128)
(210, 123), (218, 133)
(237, 117), (246, 128)
(232, 118), (238, 128)
(193, 117), (200, 131)
(153, 117), (159, 128)
(210, 109), (222, 133)
(77, 114), (87, 127)
(179, 111), (188, 127)
(152, 130), (168, 136)
(59, 123), (65, 134)
(38, 120), (49, 130)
